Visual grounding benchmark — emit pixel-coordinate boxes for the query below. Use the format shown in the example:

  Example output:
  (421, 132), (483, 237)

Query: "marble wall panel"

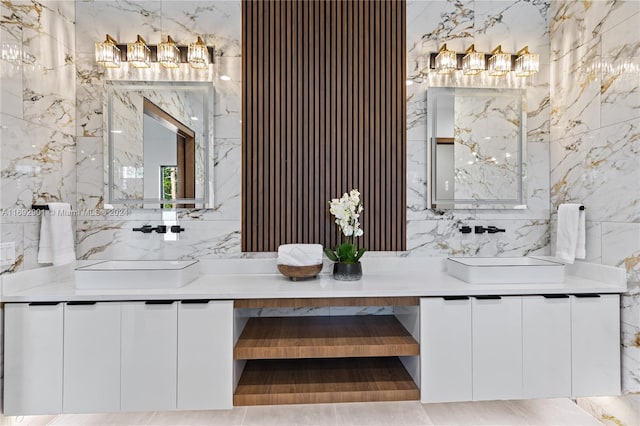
(602, 223), (640, 284)
(0, 12), (24, 119)
(405, 218), (549, 257)
(0, 113), (76, 208)
(406, 0), (551, 243)
(550, 119), (640, 223)
(76, 218), (241, 261)
(550, 1), (601, 141)
(600, 11), (640, 128)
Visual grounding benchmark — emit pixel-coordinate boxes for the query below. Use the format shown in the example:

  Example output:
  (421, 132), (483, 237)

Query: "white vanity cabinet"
(63, 302), (121, 413)
(522, 295), (571, 398)
(420, 292), (620, 402)
(4, 302), (64, 415)
(571, 294), (621, 397)
(121, 301), (178, 412)
(472, 296), (523, 401)
(177, 300), (233, 410)
(420, 296), (472, 403)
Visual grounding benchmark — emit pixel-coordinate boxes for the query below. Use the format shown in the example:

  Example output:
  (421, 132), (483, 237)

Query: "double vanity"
(2, 257), (626, 415)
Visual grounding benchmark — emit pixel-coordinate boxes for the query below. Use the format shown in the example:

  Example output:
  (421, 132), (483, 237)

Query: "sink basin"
(446, 257), (565, 284)
(75, 260), (199, 289)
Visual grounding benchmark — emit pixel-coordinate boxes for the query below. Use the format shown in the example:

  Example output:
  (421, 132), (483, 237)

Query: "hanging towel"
(555, 203), (586, 264)
(277, 244), (323, 266)
(37, 203), (76, 266)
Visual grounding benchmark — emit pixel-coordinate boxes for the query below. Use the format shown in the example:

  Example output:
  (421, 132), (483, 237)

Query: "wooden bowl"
(277, 264), (323, 281)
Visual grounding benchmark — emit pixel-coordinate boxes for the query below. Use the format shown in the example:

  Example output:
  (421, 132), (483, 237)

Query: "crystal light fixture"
(462, 44), (485, 75)
(188, 36), (209, 69)
(128, 35), (150, 68)
(157, 35), (180, 68)
(515, 45), (539, 77)
(435, 44), (457, 75)
(488, 45), (511, 76)
(95, 34), (121, 68)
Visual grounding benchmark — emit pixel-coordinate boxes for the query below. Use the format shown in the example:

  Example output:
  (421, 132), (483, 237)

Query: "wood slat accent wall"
(242, 0), (406, 252)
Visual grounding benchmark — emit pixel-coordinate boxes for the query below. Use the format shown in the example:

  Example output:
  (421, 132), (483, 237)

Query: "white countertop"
(1, 257), (627, 303)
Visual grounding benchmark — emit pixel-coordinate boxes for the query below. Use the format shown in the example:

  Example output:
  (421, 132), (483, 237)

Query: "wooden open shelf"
(234, 315), (419, 360)
(234, 357), (420, 406)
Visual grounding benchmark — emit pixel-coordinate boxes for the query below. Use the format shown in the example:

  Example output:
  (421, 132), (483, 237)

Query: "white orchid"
(325, 189), (366, 264)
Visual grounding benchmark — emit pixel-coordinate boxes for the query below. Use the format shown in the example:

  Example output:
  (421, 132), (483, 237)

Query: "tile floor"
(0, 399), (602, 426)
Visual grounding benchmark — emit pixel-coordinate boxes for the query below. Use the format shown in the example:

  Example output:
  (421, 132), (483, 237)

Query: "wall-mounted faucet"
(459, 226), (472, 234)
(475, 225), (506, 234)
(132, 225), (167, 234)
(133, 224), (184, 234)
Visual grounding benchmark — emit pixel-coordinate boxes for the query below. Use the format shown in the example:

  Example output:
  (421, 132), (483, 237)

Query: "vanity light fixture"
(188, 36), (209, 69)
(488, 45), (511, 76)
(95, 34), (121, 68)
(128, 35), (151, 68)
(157, 36), (180, 68)
(435, 44), (457, 74)
(94, 35), (214, 70)
(429, 45), (538, 78)
(462, 44), (485, 75)
(515, 45), (539, 77)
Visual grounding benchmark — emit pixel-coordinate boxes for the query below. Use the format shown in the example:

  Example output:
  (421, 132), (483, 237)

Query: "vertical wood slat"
(242, 0), (406, 252)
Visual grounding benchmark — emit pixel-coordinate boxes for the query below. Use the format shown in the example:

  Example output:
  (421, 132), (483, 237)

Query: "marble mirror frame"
(103, 81), (214, 209)
(427, 87), (527, 210)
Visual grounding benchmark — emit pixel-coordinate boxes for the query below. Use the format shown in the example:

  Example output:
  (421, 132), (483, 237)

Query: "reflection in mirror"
(428, 87), (526, 209)
(105, 81), (213, 209)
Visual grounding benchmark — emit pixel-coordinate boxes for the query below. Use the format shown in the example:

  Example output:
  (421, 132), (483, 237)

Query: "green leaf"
(354, 247), (367, 262)
(337, 243), (354, 262)
(323, 247), (338, 262)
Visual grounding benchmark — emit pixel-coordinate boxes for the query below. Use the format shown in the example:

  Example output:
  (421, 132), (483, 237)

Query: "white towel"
(37, 203), (76, 266)
(277, 244), (323, 266)
(555, 203), (585, 264)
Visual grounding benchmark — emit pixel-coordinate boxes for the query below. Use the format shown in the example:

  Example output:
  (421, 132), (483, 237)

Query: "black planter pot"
(332, 262), (363, 281)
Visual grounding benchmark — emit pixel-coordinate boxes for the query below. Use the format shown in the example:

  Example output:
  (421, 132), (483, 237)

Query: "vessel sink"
(75, 260), (199, 289)
(446, 257), (565, 284)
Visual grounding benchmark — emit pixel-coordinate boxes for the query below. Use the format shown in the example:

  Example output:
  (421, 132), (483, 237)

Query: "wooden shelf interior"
(234, 315), (419, 360)
(234, 357), (420, 406)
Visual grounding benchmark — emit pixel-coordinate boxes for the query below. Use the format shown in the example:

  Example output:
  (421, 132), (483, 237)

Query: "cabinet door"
(177, 300), (233, 409)
(571, 294), (621, 397)
(121, 301), (178, 412)
(63, 302), (121, 413)
(420, 297), (472, 403)
(472, 296), (522, 401)
(522, 295), (571, 398)
(4, 302), (63, 415)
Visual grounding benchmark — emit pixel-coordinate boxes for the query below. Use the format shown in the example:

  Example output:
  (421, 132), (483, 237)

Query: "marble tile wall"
(73, 0), (243, 261)
(549, 0), (640, 414)
(0, 0), (76, 274)
(405, 0), (551, 257)
(70, 0), (553, 263)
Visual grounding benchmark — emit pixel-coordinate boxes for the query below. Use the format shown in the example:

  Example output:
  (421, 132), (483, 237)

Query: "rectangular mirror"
(427, 87), (526, 209)
(104, 81), (213, 209)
